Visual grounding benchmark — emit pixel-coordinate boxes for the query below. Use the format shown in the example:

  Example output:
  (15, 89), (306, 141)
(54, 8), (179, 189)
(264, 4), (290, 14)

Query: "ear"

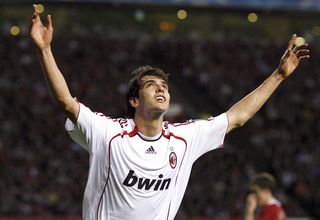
(129, 97), (139, 108)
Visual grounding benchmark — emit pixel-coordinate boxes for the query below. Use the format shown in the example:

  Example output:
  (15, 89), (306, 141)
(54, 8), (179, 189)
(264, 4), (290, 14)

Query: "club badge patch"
(169, 152), (177, 169)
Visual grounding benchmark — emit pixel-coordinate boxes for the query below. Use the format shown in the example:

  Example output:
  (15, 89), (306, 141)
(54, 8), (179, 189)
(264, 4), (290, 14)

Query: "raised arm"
(30, 4), (79, 123)
(226, 34), (309, 133)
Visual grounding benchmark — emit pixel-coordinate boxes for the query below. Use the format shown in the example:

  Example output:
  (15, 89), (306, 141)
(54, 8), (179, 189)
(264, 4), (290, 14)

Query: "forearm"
(226, 70), (284, 132)
(244, 209), (255, 220)
(38, 47), (78, 121)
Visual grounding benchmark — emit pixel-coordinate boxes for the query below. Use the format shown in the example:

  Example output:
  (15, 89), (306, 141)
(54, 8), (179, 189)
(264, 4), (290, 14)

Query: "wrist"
(38, 46), (52, 55)
(273, 69), (286, 81)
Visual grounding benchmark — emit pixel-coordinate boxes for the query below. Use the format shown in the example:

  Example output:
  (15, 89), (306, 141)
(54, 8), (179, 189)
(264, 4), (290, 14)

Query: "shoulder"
(98, 114), (135, 131)
(80, 104), (134, 130)
(163, 113), (228, 136)
(267, 199), (283, 209)
(165, 119), (196, 128)
(161, 120), (195, 139)
(95, 112), (129, 124)
(263, 200), (286, 220)
(164, 114), (227, 130)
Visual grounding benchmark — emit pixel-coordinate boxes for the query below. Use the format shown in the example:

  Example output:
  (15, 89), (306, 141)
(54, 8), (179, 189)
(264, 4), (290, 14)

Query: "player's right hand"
(30, 4), (53, 50)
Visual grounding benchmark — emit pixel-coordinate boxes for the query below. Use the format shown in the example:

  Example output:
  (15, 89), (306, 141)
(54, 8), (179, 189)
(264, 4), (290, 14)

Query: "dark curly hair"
(126, 65), (169, 118)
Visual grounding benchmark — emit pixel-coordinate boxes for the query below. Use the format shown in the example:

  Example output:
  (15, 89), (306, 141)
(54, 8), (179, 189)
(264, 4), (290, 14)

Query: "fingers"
(294, 44), (310, 61)
(30, 11), (39, 31)
(286, 35), (310, 61)
(292, 43), (308, 53)
(281, 49), (291, 60)
(287, 34), (297, 51)
(47, 15), (53, 30)
(247, 193), (257, 200)
(31, 4), (41, 23)
(246, 193), (257, 207)
(296, 49), (309, 57)
(298, 54), (310, 61)
(32, 4), (37, 14)
(32, 4), (38, 12)
(32, 4), (39, 19)
(31, 4), (53, 30)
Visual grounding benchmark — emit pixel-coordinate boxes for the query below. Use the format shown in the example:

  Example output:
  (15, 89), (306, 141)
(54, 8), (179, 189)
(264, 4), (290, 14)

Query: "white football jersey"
(65, 103), (228, 220)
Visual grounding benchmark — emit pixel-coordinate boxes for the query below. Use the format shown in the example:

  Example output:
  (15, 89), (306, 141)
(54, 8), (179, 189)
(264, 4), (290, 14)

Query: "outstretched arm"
(226, 34), (309, 133)
(30, 4), (79, 123)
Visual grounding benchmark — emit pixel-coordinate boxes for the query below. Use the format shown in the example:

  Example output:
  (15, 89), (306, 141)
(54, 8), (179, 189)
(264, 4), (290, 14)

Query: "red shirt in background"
(258, 199), (286, 220)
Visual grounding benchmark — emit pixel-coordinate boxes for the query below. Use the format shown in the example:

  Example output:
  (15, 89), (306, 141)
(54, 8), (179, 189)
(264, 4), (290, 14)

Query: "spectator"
(245, 173), (286, 220)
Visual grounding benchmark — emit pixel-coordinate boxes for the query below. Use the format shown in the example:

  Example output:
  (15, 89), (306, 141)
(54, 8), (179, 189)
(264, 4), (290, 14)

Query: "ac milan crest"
(169, 152), (177, 169)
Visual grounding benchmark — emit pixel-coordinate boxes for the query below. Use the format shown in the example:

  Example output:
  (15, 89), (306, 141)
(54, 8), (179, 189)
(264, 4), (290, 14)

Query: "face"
(252, 185), (268, 206)
(131, 75), (170, 117)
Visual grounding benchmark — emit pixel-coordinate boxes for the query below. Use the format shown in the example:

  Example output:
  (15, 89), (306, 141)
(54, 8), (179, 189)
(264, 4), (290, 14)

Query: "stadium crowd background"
(0, 1), (320, 220)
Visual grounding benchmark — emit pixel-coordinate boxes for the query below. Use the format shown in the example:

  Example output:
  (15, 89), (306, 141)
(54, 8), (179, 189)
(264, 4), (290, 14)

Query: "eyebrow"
(142, 79), (168, 87)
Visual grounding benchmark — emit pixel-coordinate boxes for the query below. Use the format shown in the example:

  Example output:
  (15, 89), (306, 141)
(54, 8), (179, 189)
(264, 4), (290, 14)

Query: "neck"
(134, 113), (164, 137)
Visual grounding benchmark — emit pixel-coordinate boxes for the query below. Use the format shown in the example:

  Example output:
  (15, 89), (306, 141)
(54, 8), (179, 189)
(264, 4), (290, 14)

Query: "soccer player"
(245, 173), (286, 220)
(30, 4), (309, 220)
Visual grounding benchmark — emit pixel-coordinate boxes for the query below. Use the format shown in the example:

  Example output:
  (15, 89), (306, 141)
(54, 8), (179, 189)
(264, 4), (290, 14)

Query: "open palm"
(30, 4), (53, 50)
(278, 34), (309, 78)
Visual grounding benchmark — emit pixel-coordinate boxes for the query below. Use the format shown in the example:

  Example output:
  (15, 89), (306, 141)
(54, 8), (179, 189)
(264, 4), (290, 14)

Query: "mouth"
(155, 95), (166, 103)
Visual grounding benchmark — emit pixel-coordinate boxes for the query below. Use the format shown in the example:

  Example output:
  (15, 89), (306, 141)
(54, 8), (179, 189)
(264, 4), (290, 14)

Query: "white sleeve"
(65, 103), (117, 154)
(190, 113), (228, 161)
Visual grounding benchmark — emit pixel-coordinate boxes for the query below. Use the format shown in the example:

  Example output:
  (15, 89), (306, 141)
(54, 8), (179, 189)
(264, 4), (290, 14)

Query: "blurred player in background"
(30, 4), (309, 220)
(245, 173), (286, 220)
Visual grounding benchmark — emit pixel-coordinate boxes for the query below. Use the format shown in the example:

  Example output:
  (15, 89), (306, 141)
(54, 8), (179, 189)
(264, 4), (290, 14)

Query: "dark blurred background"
(0, 0), (319, 219)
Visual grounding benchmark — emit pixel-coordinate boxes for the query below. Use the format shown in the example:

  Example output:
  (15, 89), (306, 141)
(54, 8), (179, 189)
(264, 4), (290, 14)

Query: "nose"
(156, 84), (164, 93)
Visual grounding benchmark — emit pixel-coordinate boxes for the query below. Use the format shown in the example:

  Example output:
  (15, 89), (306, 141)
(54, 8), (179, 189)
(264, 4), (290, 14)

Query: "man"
(245, 173), (286, 220)
(30, 4), (309, 220)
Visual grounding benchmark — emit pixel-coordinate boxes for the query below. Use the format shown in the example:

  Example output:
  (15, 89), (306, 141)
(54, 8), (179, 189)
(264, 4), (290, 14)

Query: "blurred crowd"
(0, 30), (319, 219)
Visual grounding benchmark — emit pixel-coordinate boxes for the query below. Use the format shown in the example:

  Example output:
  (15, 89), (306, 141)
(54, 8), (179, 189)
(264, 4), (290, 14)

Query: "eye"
(145, 82), (154, 88)
(162, 84), (168, 90)
(144, 82), (154, 88)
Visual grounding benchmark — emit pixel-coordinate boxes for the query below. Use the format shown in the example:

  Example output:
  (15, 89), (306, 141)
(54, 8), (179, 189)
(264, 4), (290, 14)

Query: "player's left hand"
(277, 34), (310, 78)
(246, 193), (257, 212)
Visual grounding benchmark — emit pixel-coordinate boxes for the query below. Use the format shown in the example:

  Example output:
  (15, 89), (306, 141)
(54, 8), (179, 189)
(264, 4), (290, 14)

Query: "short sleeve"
(65, 103), (115, 154)
(191, 113), (228, 161)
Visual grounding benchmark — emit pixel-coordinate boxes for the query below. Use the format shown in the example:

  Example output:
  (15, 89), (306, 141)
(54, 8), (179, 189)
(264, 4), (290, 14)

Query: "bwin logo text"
(123, 170), (171, 191)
